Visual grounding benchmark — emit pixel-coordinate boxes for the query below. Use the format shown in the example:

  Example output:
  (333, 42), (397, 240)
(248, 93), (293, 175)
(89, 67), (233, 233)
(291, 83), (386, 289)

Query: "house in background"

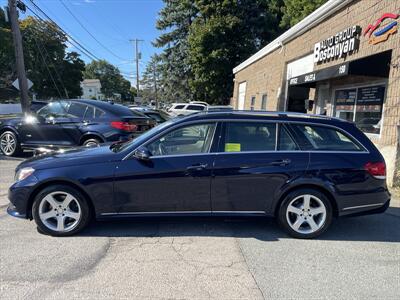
(80, 79), (103, 100)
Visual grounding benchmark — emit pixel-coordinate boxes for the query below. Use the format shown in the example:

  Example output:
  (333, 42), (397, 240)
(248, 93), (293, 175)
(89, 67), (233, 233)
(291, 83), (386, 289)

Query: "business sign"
(356, 85), (385, 106)
(364, 13), (399, 45)
(314, 26), (361, 63)
(289, 63), (348, 86)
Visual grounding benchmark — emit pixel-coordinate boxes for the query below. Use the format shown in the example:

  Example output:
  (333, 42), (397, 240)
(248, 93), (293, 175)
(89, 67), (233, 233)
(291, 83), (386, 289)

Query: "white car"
(168, 103), (206, 116)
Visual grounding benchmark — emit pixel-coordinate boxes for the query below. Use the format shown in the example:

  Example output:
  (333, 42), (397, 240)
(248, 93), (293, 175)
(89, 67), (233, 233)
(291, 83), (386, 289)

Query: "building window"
(333, 84), (385, 135)
(250, 96), (256, 110)
(261, 94), (267, 110)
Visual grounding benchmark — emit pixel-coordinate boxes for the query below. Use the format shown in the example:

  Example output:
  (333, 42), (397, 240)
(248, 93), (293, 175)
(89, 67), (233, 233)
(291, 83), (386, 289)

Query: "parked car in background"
(168, 103), (206, 116)
(7, 111), (390, 238)
(0, 99), (155, 156)
(130, 106), (171, 124)
(30, 100), (48, 112)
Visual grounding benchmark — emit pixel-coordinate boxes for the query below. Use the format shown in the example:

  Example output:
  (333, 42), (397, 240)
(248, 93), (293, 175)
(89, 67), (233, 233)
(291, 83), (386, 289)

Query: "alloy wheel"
(38, 191), (82, 233)
(0, 132), (16, 155)
(286, 194), (327, 234)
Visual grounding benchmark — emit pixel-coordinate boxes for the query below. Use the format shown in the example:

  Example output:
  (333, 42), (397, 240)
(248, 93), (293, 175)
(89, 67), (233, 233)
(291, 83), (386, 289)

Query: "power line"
(59, 0), (129, 61)
(24, 0), (100, 61)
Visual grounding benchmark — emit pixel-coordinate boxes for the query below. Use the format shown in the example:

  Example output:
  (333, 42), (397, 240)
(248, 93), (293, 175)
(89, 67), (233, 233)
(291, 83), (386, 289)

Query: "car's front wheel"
(32, 185), (91, 236)
(278, 189), (333, 239)
(0, 130), (21, 156)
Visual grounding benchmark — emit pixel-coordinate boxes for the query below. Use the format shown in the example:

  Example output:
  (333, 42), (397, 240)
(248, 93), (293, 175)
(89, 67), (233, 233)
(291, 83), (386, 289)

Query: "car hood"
(18, 145), (121, 171)
(0, 116), (23, 126)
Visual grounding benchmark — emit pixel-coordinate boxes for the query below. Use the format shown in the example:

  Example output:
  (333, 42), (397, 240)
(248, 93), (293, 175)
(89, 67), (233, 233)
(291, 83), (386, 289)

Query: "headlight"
(15, 167), (35, 182)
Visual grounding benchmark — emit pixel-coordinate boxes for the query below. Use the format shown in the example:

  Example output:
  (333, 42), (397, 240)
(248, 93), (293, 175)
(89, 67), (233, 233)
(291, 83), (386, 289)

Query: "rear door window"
(68, 102), (87, 118)
(84, 105), (95, 119)
(278, 125), (299, 151)
(289, 124), (362, 151)
(223, 122), (276, 152)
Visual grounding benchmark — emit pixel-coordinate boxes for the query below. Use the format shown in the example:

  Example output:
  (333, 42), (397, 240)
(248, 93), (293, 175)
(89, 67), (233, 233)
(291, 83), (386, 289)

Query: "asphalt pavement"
(1, 156), (399, 299)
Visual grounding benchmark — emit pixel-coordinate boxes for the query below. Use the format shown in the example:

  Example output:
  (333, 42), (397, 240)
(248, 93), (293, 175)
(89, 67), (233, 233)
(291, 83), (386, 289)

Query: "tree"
(83, 60), (132, 101)
(154, 0), (198, 102)
(188, 0), (284, 104)
(0, 13), (85, 100)
(0, 8), (17, 100)
(141, 55), (164, 104)
(280, 0), (327, 28)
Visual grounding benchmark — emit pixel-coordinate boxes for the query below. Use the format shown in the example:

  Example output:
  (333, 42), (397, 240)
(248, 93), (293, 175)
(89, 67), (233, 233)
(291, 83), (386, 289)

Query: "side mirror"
(134, 146), (151, 161)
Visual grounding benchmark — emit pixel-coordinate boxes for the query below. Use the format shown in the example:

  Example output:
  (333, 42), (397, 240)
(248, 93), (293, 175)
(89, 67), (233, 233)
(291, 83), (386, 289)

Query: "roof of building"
(233, 0), (353, 74)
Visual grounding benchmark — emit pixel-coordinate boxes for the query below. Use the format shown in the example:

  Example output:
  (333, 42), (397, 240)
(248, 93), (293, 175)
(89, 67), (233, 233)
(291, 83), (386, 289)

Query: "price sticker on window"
(225, 143), (241, 152)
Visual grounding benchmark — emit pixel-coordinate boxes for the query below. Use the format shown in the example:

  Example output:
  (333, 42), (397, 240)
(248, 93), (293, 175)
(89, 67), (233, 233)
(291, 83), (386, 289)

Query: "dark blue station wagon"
(7, 111), (390, 238)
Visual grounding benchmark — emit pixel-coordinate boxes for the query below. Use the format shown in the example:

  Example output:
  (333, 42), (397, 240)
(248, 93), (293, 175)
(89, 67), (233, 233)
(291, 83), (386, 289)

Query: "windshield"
(111, 118), (178, 153)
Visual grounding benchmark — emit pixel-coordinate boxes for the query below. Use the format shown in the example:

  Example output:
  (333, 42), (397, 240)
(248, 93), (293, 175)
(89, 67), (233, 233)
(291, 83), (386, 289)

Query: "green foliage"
(0, 13), (85, 100)
(153, 0), (198, 102)
(188, 0), (284, 104)
(280, 0), (327, 28)
(140, 55), (163, 102)
(83, 60), (132, 101)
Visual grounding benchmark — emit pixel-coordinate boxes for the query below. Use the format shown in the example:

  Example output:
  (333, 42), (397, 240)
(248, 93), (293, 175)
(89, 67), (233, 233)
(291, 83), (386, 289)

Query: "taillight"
(364, 162), (386, 179)
(111, 121), (137, 132)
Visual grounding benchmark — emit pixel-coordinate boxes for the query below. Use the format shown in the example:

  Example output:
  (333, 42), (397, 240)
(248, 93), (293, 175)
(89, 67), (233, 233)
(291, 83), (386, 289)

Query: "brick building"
(231, 0), (400, 186)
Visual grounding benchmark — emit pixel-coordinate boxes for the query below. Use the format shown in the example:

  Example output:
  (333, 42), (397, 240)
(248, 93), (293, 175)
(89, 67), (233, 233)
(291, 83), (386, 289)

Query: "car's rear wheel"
(0, 131), (21, 156)
(83, 138), (101, 147)
(278, 189), (332, 239)
(32, 185), (91, 236)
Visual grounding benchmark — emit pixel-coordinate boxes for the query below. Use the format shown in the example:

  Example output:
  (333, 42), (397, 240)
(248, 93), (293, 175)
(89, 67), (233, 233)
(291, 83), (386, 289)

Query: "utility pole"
(8, 0), (30, 114)
(153, 61), (158, 109)
(129, 39), (143, 100)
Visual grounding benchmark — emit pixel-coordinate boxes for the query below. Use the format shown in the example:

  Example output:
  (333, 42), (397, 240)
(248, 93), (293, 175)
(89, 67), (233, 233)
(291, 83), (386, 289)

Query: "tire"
(82, 138), (101, 147)
(32, 185), (91, 237)
(278, 188), (333, 239)
(0, 130), (21, 156)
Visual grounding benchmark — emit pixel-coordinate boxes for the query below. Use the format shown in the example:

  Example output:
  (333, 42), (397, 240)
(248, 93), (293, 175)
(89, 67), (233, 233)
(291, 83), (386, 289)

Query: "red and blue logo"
(364, 12), (399, 45)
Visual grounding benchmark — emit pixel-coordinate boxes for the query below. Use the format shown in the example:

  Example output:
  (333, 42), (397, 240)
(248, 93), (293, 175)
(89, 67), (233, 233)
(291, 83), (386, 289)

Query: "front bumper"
(7, 203), (26, 218)
(7, 175), (38, 219)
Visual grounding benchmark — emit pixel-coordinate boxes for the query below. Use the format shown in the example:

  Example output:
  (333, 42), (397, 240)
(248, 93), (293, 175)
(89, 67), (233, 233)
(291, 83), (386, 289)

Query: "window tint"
(224, 122), (276, 152)
(38, 101), (69, 118)
(186, 105), (205, 111)
(290, 124), (362, 151)
(84, 105), (95, 119)
(147, 123), (216, 156)
(68, 102), (87, 118)
(174, 105), (185, 109)
(94, 108), (105, 118)
(279, 126), (299, 151)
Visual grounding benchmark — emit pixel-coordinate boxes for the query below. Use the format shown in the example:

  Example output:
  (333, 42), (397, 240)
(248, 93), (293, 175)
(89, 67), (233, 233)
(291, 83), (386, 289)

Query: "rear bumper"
(339, 198), (390, 217)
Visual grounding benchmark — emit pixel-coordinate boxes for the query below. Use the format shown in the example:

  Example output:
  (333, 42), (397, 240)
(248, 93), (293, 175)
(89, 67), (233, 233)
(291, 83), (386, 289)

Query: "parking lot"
(1, 156), (399, 299)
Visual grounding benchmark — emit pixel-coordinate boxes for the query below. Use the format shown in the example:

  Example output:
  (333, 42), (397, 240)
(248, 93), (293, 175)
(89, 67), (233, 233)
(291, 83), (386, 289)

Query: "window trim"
(123, 118), (369, 160)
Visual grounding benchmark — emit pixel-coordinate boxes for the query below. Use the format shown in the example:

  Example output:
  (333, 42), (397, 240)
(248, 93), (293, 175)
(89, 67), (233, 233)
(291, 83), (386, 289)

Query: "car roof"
(176, 110), (350, 126)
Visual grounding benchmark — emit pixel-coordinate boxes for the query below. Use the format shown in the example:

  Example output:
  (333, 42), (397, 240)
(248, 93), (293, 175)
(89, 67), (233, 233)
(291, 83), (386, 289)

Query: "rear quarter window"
(289, 124), (363, 151)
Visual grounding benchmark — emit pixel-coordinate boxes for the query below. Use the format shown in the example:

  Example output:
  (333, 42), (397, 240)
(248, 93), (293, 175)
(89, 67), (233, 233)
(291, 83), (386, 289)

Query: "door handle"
(269, 159), (291, 166)
(186, 163), (208, 171)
